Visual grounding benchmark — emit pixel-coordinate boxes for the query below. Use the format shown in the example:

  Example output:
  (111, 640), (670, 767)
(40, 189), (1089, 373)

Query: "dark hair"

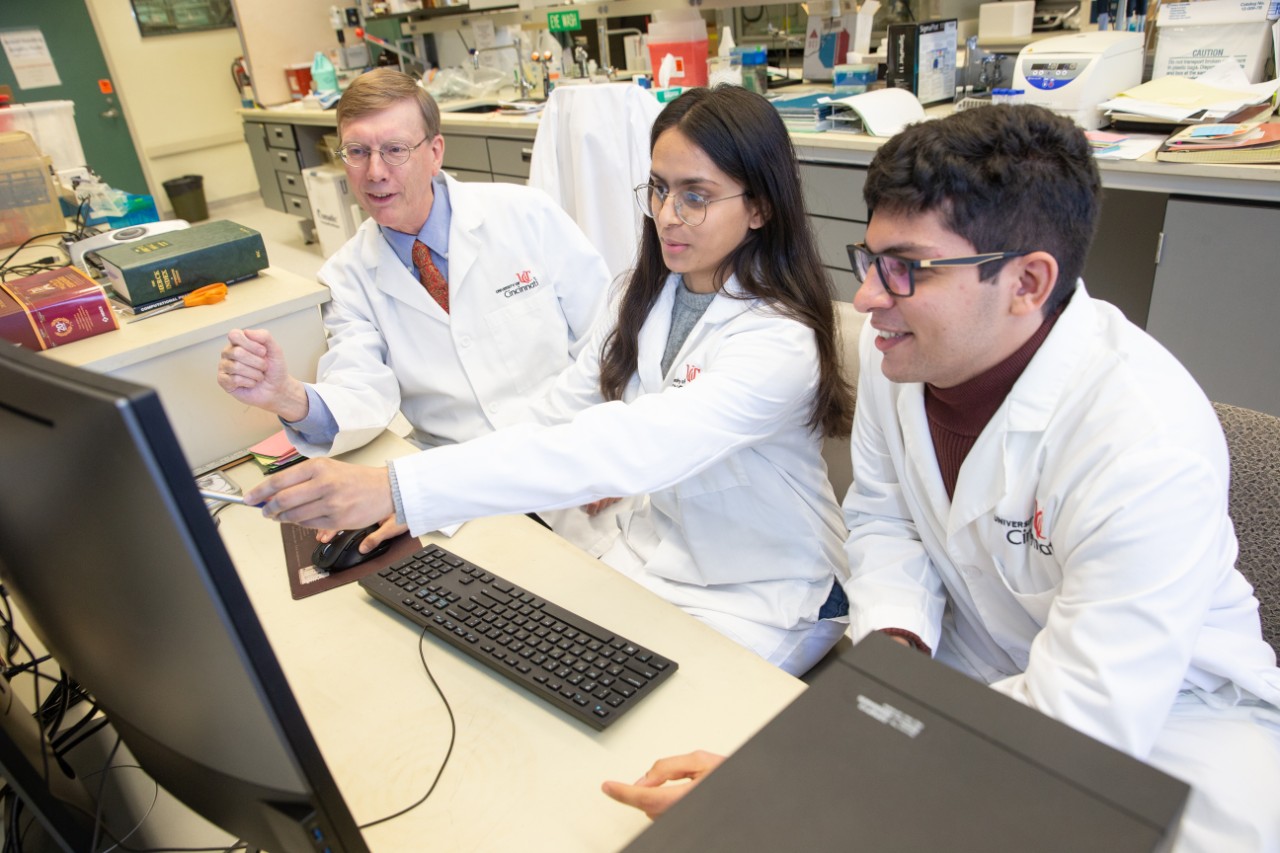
(864, 104), (1100, 315)
(598, 86), (852, 437)
(336, 68), (441, 139)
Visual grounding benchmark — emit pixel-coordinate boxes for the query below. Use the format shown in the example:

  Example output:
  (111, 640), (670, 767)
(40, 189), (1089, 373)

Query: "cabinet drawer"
(828, 266), (859, 304)
(282, 192), (311, 218)
(442, 134), (491, 173)
(811, 216), (865, 271)
(266, 122), (299, 150)
(488, 138), (534, 179)
(801, 163), (868, 222)
(277, 171), (306, 197)
(271, 148), (303, 174)
(444, 168), (493, 183)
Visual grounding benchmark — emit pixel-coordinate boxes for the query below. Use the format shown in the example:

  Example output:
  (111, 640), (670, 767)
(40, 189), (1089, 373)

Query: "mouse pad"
(280, 523), (421, 600)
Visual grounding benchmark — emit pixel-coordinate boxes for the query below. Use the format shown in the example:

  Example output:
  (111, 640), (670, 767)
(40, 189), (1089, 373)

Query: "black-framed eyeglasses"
(633, 182), (748, 228)
(847, 243), (1030, 297)
(334, 136), (431, 167)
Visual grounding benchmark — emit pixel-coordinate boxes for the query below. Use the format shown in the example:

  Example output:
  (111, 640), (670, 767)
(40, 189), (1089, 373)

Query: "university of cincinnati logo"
(494, 269), (540, 298)
(671, 364), (702, 388)
(994, 502), (1054, 555)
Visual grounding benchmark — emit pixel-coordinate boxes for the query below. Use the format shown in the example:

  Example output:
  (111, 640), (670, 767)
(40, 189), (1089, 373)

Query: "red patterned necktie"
(411, 239), (449, 313)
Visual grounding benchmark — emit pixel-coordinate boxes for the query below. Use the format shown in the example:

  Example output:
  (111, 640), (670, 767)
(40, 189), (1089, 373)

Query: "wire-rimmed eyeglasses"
(847, 243), (1030, 297)
(633, 182), (748, 228)
(333, 136), (431, 168)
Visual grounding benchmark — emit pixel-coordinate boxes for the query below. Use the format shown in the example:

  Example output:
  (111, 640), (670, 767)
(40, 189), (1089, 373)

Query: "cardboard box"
(0, 266), (118, 351)
(979, 1), (1035, 40)
(95, 219), (269, 306)
(0, 131), (63, 250)
(886, 19), (958, 106)
(804, 13), (862, 81)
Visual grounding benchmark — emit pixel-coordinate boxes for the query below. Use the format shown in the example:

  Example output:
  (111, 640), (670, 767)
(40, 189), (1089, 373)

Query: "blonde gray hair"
(336, 68), (440, 140)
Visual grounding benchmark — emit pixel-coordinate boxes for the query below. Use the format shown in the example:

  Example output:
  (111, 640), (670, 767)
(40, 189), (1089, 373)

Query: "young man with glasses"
(838, 104), (1278, 850)
(605, 106), (1278, 851)
(217, 68), (611, 550)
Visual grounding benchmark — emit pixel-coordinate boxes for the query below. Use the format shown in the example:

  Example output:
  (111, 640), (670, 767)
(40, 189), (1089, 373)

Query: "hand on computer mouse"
(311, 523), (392, 572)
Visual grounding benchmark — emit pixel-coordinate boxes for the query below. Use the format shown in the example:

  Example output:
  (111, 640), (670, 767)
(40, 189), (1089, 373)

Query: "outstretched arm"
(601, 751), (726, 820)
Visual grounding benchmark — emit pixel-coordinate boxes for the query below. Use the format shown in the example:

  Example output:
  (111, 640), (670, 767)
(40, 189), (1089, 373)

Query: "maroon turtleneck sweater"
(924, 307), (1063, 500)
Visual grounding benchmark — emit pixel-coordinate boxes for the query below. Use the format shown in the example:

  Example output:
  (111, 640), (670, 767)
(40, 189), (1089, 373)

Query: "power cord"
(357, 625), (456, 831)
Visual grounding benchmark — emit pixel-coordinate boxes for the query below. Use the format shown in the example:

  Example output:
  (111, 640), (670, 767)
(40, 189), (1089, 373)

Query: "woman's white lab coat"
(393, 274), (848, 637)
(292, 174), (609, 459)
(844, 284), (1280, 759)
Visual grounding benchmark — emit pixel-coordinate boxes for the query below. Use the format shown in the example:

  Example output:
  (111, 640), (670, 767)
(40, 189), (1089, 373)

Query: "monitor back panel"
(624, 633), (1188, 853)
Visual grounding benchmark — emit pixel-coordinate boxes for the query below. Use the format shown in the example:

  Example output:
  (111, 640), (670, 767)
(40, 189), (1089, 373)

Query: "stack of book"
(97, 219), (269, 318)
(1155, 123), (1280, 164)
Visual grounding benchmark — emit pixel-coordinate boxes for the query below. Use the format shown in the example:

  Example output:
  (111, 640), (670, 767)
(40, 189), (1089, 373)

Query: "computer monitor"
(0, 344), (368, 852)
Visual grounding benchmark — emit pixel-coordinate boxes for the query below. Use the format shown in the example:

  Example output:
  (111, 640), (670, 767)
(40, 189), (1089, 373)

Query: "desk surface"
(218, 432), (806, 851)
(40, 266), (328, 374)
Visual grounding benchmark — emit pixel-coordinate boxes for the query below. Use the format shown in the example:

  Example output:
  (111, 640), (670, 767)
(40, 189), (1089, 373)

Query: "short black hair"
(864, 105), (1100, 315)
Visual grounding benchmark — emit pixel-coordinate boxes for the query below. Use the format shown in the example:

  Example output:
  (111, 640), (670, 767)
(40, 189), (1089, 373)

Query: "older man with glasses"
(217, 68), (612, 552)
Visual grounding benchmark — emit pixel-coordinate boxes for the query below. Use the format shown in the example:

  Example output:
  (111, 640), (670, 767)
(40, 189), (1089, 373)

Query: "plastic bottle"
(311, 51), (339, 94)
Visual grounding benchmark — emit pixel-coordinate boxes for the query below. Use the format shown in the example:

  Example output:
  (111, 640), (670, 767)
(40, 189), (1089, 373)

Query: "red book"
(0, 266), (119, 351)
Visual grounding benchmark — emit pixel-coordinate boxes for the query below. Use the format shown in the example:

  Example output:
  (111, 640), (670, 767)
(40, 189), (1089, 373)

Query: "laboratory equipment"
(1012, 31), (1142, 129)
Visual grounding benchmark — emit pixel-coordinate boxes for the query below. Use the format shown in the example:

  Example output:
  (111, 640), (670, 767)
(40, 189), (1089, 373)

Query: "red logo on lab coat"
(1033, 505), (1045, 540)
(685, 364), (701, 382)
(515, 269), (532, 284)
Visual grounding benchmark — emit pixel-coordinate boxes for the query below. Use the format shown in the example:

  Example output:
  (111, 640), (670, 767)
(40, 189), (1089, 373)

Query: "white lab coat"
(393, 274), (849, 662)
(528, 83), (663, 281)
(844, 283), (1280, 850)
(290, 174), (609, 459)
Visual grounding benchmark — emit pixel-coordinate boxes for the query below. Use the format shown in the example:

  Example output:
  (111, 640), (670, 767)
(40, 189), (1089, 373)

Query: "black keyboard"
(359, 545), (678, 730)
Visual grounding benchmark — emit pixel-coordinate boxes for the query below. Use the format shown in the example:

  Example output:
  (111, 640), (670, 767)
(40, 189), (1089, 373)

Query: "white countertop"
(239, 92), (1280, 203)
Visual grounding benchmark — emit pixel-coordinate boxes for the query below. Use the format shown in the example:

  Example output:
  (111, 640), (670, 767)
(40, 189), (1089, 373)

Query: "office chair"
(820, 301), (866, 504)
(1213, 402), (1280, 656)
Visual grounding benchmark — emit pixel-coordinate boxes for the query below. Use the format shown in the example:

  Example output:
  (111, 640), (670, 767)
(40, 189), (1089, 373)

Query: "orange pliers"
(130, 282), (228, 322)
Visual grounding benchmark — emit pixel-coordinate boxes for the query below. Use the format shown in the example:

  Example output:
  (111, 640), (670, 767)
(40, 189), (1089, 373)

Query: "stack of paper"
(826, 88), (927, 138)
(769, 93), (836, 132)
(1100, 59), (1280, 128)
(250, 430), (303, 472)
(1083, 129), (1166, 161)
(1155, 122), (1280, 163)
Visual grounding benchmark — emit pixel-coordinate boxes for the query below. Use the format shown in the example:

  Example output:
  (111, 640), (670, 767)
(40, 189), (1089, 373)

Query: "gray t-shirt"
(661, 279), (717, 377)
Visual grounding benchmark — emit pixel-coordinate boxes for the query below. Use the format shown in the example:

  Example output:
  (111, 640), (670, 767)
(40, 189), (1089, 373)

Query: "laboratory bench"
(238, 98), (1280, 417)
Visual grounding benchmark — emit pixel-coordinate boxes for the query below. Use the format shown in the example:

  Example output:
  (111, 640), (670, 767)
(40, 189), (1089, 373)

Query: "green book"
(96, 220), (269, 306)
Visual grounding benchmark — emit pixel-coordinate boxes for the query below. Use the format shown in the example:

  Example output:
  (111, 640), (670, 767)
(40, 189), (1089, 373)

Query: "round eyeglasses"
(334, 136), (431, 168)
(847, 243), (1030, 298)
(633, 182), (748, 228)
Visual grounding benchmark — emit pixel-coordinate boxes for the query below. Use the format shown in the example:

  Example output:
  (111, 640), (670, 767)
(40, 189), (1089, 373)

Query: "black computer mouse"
(311, 524), (392, 572)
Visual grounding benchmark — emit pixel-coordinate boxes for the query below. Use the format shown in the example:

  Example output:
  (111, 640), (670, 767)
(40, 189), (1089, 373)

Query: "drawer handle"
(521, 147), (533, 162)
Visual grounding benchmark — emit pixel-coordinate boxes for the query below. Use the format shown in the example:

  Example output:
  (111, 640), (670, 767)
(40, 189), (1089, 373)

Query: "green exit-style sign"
(547, 9), (581, 32)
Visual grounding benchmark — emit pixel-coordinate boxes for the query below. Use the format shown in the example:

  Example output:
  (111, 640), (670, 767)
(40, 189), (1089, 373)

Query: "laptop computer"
(623, 632), (1188, 852)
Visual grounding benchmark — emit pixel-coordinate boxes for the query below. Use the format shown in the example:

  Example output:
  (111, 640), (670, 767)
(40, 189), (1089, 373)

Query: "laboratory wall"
(84, 0), (258, 210)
